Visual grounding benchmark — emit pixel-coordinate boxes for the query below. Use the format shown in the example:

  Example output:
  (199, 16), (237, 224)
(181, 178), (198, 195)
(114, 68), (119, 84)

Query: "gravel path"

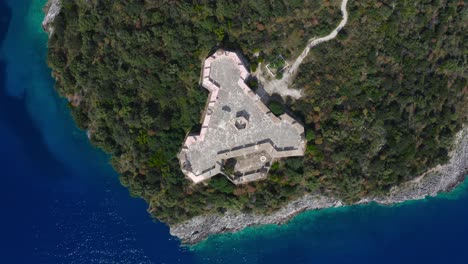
(257, 0), (350, 99)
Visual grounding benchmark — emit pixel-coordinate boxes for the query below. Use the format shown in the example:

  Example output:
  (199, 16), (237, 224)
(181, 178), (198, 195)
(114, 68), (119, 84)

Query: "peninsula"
(44, 0), (467, 244)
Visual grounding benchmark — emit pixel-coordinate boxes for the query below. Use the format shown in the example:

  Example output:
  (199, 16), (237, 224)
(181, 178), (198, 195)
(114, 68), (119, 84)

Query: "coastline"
(42, 1), (468, 246)
(171, 126), (467, 244)
(41, 0), (60, 37)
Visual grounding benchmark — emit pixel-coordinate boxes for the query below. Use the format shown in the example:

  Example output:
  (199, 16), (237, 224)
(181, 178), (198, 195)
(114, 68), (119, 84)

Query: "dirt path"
(256, 0), (350, 99)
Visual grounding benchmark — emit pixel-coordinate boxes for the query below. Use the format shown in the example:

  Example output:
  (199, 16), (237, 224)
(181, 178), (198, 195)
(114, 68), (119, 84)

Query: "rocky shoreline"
(42, 0), (60, 37)
(171, 126), (467, 244)
(42, 2), (467, 246)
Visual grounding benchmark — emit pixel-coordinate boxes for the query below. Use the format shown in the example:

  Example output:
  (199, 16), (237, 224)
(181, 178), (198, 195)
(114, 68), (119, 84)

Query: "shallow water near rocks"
(0, 1), (467, 263)
(192, 180), (468, 263)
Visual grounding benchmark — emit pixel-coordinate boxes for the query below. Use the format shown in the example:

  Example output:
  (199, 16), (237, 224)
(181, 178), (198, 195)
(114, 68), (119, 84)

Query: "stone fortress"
(178, 50), (306, 185)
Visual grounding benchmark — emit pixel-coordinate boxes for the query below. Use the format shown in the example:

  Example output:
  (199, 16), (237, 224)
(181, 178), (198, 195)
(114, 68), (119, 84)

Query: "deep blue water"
(0, 0), (466, 263)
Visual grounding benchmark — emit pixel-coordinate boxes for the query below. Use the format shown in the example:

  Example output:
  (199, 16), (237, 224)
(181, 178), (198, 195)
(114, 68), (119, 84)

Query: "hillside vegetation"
(47, 0), (467, 224)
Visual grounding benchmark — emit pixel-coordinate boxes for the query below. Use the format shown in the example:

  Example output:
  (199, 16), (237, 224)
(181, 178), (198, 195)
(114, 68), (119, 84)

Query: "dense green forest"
(47, 0), (467, 224)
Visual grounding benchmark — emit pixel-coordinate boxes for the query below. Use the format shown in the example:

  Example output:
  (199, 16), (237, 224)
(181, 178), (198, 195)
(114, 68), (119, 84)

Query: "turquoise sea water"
(194, 181), (468, 263)
(0, 0), (467, 263)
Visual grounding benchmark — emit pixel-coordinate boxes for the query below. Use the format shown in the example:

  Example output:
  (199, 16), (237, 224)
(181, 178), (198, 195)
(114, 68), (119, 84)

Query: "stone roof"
(178, 50), (306, 184)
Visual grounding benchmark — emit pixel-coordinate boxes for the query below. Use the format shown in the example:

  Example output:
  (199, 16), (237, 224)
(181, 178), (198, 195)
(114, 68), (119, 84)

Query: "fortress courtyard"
(178, 50), (306, 185)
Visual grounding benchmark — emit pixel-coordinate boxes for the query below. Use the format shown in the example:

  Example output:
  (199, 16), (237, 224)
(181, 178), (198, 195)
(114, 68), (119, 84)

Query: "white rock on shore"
(361, 125), (468, 205)
(42, 0), (61, 36)
(171, 126), (467, 244)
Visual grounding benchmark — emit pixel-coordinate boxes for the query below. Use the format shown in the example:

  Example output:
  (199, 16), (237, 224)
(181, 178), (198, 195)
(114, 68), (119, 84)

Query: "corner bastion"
(178, 50), (306, 185)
